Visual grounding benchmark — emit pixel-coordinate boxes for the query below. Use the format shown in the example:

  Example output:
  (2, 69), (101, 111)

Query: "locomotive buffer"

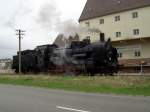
(16, 29), (25, 74)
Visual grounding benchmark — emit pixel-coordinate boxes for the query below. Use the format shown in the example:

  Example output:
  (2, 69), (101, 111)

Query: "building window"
(132, 12), (138, 18)
(133, 29), (139, 35)
(135, 51), (141, 57)
(85, 22), (90, 27)
(115, 16), (120, 22)
(99, 19), (104, 24)
(116, 32), (121, 37)
(118, 53), (122, 58)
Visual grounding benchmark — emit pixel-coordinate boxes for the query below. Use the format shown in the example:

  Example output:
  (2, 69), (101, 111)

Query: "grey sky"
(0, 0), (87, 59)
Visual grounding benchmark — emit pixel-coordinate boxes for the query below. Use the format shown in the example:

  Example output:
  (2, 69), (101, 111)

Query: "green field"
(0, 74), (150, 96)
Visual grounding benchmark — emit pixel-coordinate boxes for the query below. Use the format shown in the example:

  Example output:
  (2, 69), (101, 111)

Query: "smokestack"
(100, 33), (105, 42)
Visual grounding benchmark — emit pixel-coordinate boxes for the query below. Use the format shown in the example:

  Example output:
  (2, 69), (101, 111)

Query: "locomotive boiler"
(63, 33), (118, 75)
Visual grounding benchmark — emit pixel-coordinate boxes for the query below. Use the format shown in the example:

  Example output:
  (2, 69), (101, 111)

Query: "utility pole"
(16, 29), (25, 74)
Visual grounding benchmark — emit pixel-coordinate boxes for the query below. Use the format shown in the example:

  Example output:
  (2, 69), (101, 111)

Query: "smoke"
(1, 0), (91, 58)
(4, 0), (32, 29)
(55, 19), (101, 39)
(36, 2), (61, 30)
(55, 20), (79, 37)
(50, 46), (79, 70)
(37, 2), (101, 39)
(87, 28), (101, 33)
(4, 9), (32, 29)
(50, 48), (67, 66)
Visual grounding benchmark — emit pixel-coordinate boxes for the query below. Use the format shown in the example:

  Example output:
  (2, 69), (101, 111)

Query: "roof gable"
(79, 0), (150, 22)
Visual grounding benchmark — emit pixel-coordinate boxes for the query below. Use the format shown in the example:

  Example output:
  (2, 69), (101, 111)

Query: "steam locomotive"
(12, 33), (118, 75)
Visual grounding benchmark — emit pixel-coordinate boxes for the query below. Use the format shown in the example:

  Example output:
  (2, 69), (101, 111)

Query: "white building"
(79, 0), (150, 72)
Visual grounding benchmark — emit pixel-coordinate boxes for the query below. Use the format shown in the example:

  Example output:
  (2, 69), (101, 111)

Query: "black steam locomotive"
(12, 33), (118, 75)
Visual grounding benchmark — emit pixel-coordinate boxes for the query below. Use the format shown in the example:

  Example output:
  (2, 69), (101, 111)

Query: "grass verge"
(0, 74), (150, 96)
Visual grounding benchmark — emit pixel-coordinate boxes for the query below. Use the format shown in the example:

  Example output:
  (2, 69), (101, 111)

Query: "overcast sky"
(0, 0), (87, 59)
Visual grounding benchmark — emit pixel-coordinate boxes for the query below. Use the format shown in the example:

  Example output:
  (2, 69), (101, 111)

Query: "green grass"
(0, 74), (150, 96)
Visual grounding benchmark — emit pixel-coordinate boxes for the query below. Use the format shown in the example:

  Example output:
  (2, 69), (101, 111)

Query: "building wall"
(79, 6), (150, 60)
(141, 41), (150, 59)
(79, 6), (150, 42)
(113, 40), (150, 60)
